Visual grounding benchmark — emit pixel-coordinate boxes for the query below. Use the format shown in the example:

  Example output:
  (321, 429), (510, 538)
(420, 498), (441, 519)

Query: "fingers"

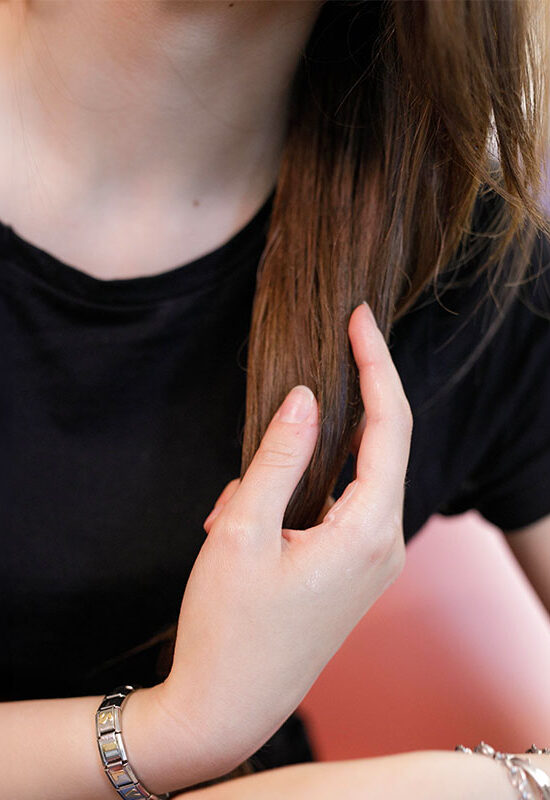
(351, 302), (412, 490)
(207, 481), (333, 535)
(213, 385), (320, 540)
(325, 302), (412, 528)
(208, 303), (411, 551)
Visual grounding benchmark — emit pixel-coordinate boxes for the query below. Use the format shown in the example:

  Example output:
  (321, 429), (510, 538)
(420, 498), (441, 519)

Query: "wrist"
(121, 681), (233, 796)
(119, 683), (192, 796)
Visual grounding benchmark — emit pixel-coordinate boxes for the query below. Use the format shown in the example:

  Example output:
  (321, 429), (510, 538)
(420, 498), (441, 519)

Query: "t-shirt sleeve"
(438, 230), (550, 532)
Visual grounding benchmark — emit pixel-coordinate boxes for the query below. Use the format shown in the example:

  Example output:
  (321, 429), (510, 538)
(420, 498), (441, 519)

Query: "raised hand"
(152, 301), (413, 787)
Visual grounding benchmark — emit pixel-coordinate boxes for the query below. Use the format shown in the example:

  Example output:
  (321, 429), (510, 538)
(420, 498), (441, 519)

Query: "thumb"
(218, 385), (320, 537)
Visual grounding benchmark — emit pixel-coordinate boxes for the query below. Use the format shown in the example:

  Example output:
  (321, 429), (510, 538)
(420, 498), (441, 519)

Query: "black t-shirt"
(1, 188), (550, 767)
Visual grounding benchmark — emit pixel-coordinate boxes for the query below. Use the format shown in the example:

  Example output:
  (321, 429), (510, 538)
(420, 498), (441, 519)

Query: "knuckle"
(255, 439), (301, 469)
(212, 512), (254, 548)
(367, 403), (413, 432)
(391, 401), (414, 431)
(365, 533), (395, 567)
(366, 511), (405, 567)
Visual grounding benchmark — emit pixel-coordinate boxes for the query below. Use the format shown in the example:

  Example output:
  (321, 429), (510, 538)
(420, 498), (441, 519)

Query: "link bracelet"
(96, 685), (171, 800)
(455, 741), (550, 800)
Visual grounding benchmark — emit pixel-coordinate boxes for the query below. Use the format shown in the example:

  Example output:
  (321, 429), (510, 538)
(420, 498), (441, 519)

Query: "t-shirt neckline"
(0, 187), (275, 306)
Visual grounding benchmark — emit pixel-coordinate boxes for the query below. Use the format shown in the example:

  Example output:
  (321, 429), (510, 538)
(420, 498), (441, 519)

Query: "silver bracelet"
(510, 752), (550, 800)
(96, 684), (171, 800)
(455, 741), (550, 800)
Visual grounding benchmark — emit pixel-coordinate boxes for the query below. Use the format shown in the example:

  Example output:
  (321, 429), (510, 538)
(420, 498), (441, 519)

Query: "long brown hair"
(244, 0), (550, 533)
(97, 0), (550, 786)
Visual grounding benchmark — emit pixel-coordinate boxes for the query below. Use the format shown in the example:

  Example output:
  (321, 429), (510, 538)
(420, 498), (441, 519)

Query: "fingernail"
(278, 385), (315, 423)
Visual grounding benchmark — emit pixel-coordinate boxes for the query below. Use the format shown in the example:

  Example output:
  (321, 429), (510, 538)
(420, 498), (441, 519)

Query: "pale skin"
(0, 1), (548, 798)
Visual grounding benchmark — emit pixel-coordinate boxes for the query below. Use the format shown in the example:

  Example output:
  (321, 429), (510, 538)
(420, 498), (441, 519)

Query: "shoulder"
(397, 188), (550, 414)
(435, 187), (550, 353)
(432, 196), (550, 533)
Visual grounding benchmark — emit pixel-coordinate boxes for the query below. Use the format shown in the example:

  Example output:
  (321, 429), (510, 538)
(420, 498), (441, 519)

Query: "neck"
(0, 1), (321, 277)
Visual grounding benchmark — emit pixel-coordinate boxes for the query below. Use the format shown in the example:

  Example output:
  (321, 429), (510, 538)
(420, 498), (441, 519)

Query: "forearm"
(0, 683), (204, 800)
(5, 687), (545, 800)
(182, 749), (550, 800)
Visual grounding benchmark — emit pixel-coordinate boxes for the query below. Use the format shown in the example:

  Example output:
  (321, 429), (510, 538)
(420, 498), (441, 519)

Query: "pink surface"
(299, 511), (550, 759)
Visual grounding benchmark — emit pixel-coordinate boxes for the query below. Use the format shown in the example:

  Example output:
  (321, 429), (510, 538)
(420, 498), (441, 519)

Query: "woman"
(0, 0), (549, 798)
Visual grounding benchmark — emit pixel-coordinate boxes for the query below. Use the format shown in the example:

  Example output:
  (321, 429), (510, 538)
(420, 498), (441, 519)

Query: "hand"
(154, 302), (413, 787)
(203, 362), (376, 527)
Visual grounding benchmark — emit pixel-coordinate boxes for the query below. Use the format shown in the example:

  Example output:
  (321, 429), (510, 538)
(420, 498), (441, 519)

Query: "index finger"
(352, 302), (412, 492)
(325, 302), (413, 525)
